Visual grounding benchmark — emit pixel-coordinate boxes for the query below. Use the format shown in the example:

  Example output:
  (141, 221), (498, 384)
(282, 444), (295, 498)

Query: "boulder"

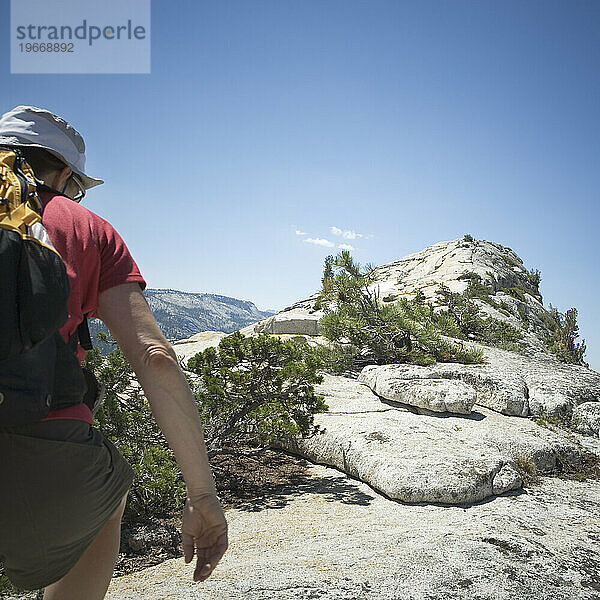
(244, 308), (323, 337)
(357, 346), (600, 417)
(574, 401), (600, 437)
(359, 364), (476, 414)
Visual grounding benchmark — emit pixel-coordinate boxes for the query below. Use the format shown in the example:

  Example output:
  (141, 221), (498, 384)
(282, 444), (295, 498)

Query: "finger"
(194, 562), (212, 582)
(208, 535), (229, 566)
(193, 535), (228, 581)
(195, 533), (228, 568)
(194, 563), (216, 583)
(182, 534), (195, 563)
(193, 547), (212, 581)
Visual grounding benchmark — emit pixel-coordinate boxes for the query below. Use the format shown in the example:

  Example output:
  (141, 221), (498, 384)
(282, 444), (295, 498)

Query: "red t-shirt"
(38, 190), (147, 425)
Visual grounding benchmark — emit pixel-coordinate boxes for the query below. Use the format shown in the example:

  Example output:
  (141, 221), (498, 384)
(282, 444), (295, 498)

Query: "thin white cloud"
(295, 229), (307, 236)
(338, 243), (354, 251)
(330, 226), (364, 240)
(304, 237), (335, 248)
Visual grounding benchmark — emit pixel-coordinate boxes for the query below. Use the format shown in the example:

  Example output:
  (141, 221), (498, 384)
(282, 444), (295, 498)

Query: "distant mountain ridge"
(89, 288), (274, 352)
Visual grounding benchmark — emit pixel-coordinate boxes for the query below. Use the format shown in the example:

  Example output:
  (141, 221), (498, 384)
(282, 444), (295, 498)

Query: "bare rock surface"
(359, 347), (600, 417)
(575, 402), (600, 437)
(360, 365), (477, 414)
(171, 330), (227, 363)
(106, 462), (600, 600)
(273, 375), (585, 505)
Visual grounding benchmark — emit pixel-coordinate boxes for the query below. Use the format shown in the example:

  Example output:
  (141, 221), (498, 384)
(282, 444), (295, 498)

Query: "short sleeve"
(39, 190), (147, 340)
(93, 214), (147, 295)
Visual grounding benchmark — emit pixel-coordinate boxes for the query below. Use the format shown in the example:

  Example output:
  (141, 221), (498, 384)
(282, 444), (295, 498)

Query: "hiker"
(0, 106), (228, 599)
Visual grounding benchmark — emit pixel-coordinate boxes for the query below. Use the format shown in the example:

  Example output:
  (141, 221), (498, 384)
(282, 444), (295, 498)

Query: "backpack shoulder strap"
(78, 315), (93, 351)
(69, 314), (93, 352)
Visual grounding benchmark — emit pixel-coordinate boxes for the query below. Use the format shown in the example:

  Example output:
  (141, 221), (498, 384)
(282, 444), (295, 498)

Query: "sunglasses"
(62, 173), (86, 202)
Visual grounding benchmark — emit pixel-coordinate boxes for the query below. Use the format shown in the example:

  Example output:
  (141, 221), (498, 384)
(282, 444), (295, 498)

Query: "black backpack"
(0, 146), (95, 426)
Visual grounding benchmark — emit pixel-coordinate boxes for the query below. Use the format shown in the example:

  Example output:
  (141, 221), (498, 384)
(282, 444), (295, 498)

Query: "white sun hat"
(0, 105), (103, 190)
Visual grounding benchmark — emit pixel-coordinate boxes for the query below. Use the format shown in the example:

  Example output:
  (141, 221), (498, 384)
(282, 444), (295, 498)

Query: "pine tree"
(187, 332), (329, 455)
(316, 251), (483, 366)
(547, 306), (587, 365)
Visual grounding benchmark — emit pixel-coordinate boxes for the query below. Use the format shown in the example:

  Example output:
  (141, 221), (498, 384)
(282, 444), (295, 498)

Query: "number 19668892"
(20, 43), (74, 52)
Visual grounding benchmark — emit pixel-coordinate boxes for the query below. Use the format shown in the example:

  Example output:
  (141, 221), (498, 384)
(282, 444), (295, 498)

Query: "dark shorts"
(0, 420), (134, 591)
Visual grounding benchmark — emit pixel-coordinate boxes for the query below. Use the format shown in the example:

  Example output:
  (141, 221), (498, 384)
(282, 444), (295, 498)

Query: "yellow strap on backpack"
(0, 148), (48, 239)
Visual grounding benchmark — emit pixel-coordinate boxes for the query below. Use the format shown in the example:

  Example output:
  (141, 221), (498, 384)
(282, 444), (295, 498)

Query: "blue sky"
(2, 0), (599, 369)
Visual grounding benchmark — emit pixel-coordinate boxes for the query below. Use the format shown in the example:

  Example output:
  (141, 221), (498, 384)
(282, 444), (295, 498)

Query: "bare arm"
(96, 282), (216, 498)
(96, 282), (228, 582)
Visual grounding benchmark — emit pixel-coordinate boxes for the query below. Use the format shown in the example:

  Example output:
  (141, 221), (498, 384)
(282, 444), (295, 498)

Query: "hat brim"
(72, 170), (104, 190)
(42, 147), (104, 190)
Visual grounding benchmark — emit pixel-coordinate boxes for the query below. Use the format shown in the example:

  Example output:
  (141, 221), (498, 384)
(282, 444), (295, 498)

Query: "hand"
(181, 493), (229, 582)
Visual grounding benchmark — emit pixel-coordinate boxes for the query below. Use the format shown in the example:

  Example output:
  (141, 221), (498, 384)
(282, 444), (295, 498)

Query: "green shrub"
(501, 254), (521, 270)
(495, 340), (524, 353)
(413, 289), (427, 304)
(187, 332), (329, 455)
(435, 284), (523, 350)
(435, 285), (479, 338)
(457, 271), (481, 282)
(538, 308), (559, 332)
(118, 443), (186, 523)
(84, 332), (330, 524)
(497, 305), (512, 317)
(481, 317), (522, 344)
(528, 268), (542, 290)
(505, 286), (532, 303)
(316, 252), (484, 366)
(459, 277), (512, 314)
(309, 343), (358, 374)
(535, 413), (582, 432)
(500, 257), (541, 293)
(463, 234), (474, 243)
(545, 307), (587, 366)
(464, 280), (494, 301)
(516, 303), (530, 329)
(430, 309), (464, 339)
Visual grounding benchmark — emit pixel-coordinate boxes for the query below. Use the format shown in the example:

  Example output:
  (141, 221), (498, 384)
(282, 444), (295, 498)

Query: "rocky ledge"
(274, 373), (597, 505)
(358, 345), (600, 418)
